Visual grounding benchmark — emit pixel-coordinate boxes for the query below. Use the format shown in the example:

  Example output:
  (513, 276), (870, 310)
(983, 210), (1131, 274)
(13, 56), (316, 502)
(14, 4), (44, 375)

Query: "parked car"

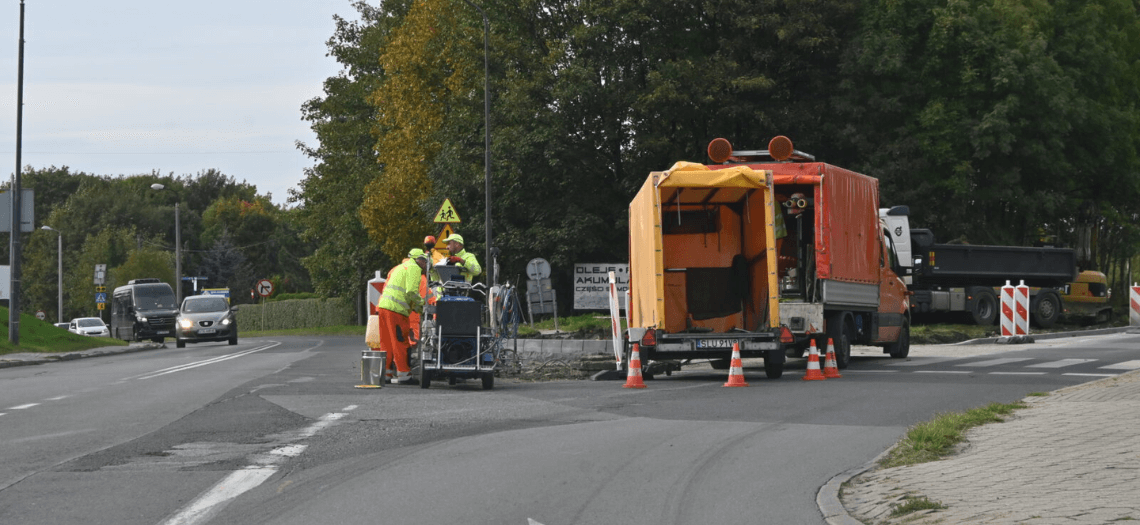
(69, 317), (110, 337)
(175, 295), (238, 348)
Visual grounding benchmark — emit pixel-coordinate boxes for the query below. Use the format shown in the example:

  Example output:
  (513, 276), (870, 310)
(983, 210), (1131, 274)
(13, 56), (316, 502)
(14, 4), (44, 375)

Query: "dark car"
(175, 295), (238, 348)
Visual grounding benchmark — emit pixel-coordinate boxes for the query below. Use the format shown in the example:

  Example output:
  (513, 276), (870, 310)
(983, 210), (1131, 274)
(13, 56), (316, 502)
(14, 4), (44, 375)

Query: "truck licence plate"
(696, 339), (740, 349)
(198, 328), (216, 334)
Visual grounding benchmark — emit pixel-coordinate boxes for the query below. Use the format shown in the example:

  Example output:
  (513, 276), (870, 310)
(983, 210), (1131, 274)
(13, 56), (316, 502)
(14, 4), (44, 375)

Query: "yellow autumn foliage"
(361, 0), (480, 260)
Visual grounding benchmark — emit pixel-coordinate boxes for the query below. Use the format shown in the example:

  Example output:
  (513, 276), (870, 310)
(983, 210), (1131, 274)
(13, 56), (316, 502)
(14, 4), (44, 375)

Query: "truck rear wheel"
(1031, 291), (1061, 329)
(826, 314), (853, 369)
(764, 352), (784, 379)
(968, 288), (998, 326)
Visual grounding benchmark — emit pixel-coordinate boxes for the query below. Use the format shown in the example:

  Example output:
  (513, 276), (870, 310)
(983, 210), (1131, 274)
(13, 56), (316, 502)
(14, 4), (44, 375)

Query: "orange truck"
(626, 136), (910, 378)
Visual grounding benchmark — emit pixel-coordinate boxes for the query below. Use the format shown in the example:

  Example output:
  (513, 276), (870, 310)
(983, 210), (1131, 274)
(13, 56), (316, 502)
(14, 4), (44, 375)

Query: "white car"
(69, 317), (110, 337)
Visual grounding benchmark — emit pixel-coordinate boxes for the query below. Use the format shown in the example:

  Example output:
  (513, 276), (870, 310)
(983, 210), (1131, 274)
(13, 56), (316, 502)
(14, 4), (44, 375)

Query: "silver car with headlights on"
(175, 295), (238, 348)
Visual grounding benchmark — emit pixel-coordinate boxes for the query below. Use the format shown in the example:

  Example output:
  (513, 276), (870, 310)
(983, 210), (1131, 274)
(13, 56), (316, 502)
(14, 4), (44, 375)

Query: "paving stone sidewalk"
(840, 369), (1140, 524)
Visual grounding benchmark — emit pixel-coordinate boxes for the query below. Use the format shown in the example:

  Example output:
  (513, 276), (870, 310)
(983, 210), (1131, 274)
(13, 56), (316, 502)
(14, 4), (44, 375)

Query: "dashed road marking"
(8, 403), (38, 410)
(1100, 360), (1140, 370)
(956, 358), (1034, 367)
(1028, 359), (1097, 368)
(160, 405), (357, 525)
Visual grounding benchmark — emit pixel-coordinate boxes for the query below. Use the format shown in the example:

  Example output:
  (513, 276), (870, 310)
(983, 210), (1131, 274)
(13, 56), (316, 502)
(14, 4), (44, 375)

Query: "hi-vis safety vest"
(449, 249), (482, 283)
(379, 259), (424, 316)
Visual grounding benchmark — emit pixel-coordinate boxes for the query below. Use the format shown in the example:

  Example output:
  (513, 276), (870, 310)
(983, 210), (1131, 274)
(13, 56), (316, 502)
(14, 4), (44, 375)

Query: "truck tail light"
(640, 329), (657, 347)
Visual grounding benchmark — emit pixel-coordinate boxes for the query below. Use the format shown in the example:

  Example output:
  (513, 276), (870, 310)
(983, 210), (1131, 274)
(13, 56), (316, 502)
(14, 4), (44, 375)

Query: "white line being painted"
(160, 407), (354, 525)
(132, 342), (281, 381)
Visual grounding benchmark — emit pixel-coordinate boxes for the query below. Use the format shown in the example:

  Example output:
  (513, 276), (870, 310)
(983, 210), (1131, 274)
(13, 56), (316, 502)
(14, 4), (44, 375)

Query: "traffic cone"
(623, 344), (647, 389)
(802, 340), (827, 381)
(823, 338), (842, 379)
(723, 343), (749, 387)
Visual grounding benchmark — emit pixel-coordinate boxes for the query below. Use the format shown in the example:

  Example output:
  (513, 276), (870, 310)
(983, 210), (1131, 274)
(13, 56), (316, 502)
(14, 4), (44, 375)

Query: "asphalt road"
(1, 332), (1135, 525)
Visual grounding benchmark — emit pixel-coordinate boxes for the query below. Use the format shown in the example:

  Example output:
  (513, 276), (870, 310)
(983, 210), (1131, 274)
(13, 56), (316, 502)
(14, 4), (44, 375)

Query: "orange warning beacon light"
(707, 137), (733, 164)
(768, 135), (794, 161)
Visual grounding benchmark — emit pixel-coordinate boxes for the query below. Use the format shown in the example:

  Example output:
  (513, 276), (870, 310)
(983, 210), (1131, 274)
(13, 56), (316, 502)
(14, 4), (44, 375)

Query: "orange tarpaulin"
(628, 163), (779, 333)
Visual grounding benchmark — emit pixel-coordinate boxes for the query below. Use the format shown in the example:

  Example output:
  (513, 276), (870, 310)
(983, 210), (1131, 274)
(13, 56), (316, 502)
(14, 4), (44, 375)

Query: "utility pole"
(10, 0), (26, 344)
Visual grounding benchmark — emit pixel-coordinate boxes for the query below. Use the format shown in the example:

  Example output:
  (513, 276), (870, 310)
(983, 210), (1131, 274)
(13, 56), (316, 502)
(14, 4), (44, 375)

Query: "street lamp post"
(150, 184), (182, 304)
(40, 225), (62, 323)
(462, 0), (493, 287)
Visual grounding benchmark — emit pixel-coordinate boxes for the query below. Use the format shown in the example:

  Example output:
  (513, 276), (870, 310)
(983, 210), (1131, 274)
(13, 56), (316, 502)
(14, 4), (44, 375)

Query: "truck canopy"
(629, 162), (779, 334)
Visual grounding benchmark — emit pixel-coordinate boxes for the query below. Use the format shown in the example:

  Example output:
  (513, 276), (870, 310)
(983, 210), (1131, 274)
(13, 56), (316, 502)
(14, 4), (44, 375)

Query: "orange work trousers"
(378, 308), (412, 373)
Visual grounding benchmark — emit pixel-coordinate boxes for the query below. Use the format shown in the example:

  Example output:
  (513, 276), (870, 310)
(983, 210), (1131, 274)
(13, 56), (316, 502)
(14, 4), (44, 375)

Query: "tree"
(196, 229), (252, 297)
(295, 1), (405, 301)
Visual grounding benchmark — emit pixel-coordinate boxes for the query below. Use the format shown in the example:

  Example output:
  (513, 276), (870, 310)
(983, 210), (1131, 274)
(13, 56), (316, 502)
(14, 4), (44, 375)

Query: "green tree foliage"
(294, 1), (402, 300)
(839, 0), (1140, 250)
(362, 0), (478, 260)
(293, 0), (1139, 305)
(110, 248), (176, 292)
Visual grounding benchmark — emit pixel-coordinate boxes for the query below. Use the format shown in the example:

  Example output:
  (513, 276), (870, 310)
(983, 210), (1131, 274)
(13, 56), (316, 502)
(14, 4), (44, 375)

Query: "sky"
(1, 0), (354, 207)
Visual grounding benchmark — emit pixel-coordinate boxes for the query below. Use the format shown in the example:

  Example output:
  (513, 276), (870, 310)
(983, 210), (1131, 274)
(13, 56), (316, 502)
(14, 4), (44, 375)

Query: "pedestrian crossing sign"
(433, 199), (461, 223)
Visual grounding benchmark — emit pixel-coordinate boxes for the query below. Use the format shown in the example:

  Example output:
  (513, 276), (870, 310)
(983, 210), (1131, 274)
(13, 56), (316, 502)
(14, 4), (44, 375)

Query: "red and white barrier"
(1131, 283), (1139, 327)
(1000, 281), (1015, 336)
(1015, 280), (1030, 335)
(367, 271), (386, 316)
(608, 271), (623, 366)
(1000, 281), (1030, 336)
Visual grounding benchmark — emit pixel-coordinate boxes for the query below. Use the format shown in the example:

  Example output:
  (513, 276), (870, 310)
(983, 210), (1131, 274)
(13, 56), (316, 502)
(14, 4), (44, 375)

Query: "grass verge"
(890, 495), (947, 517)
(879, 401), (1027, 469)
(0, 306), (127, 356)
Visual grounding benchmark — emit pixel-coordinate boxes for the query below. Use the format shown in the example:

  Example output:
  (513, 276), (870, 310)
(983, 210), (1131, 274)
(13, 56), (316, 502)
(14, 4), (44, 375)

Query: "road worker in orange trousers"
(379, 248), (429, 385)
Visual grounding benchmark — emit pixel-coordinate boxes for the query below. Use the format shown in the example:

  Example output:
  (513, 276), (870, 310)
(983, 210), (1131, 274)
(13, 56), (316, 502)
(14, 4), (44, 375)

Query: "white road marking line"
(299, 413), (346, 438)
(8, 403), (38, 410)
(843, 369), (899, 373)
(1063, 373), (1119, 377)
(160, 410), (346, 525)
(161, 466), (278, 525)
(956, 358), (1034, 367)
(887, 357), (968, 367)
(1100, 360), (1140, 370)
(915, 371), (972, 374)
(131, 342), (280, 381)
(989, 372), (1047, 376)
(45, 395), (69, 401)
(1027, 359), (1097, 368)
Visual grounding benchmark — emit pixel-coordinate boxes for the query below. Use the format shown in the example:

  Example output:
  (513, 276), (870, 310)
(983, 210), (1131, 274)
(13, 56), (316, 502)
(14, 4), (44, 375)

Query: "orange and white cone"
(723, 343), (749, 387)
(802, 340), (827, 381)
(623, 344), (647, 389)
(823, 338), (842, 379)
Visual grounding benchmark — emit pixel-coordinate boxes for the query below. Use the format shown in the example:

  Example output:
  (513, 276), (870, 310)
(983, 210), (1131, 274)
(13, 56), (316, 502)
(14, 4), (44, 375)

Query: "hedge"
(237, 298), (355, 331)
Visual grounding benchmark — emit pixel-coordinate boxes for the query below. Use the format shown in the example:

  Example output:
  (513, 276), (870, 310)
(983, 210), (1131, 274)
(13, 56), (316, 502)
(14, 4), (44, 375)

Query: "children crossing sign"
(433, 199), (461, 223)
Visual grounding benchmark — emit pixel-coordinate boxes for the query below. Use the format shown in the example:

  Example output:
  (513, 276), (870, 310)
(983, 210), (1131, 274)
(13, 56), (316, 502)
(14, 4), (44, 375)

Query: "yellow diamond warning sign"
(433, 199), (461, 223)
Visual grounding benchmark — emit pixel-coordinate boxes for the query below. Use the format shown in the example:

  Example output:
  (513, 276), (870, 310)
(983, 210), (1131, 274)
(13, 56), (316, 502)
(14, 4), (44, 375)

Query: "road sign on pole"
(256, 279), (274, 298)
